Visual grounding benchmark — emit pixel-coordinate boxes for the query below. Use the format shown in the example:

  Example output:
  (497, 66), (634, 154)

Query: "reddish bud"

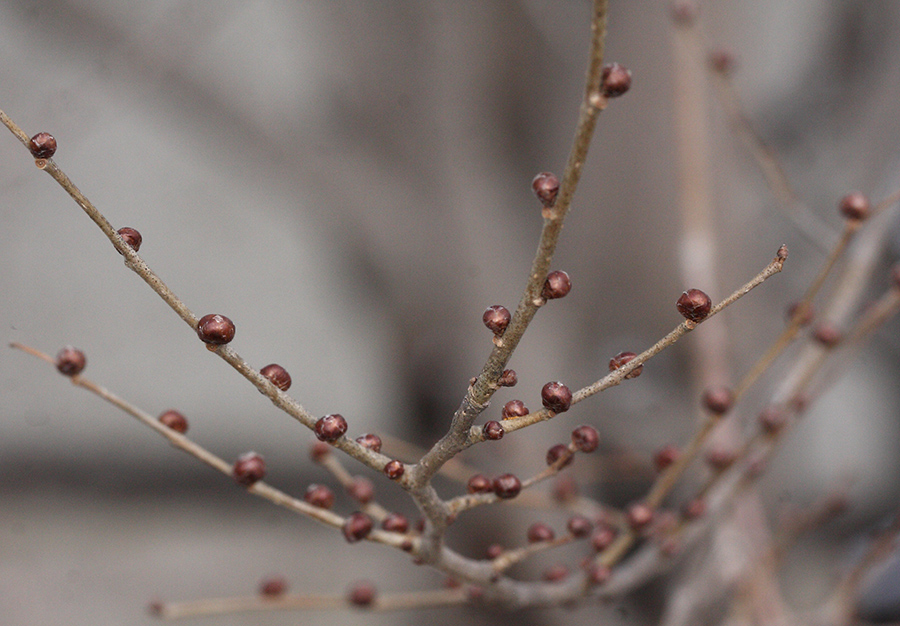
(676, 288), (712, 322)
(653, 445), (680, 472)
(609, 351), (643, 379)
(347, 476), (375, 504)
(708, 48), (736, 75)
(586, 563), (612, 585)
(29, 132), (57, 159)
(347, 581), (377, 607)
(546, 444), (574, 468)
(542, 270), (572, 300)
(670, 1), (699, 25)
(486, 544), (504, 559)
(571, 425), (599, 453)
(501, 399), (529, 419)
(601, 63), (632, 97)
(552, 474), (579, 503)
(682, 498), (706, 520)
(260, 363), (292, 391)
(626, 503), (654, 530)
(315, 414), (348, 442)
(310, 441), (331, 462)
(527, 522), (555, 543)
(813, 321), (842, 347)
(787, 301), (815, 326)
(467, 474), (493, 494)
(567, 515), (593, 538)
(498, 369), (518, 387)
(482, 305), (511, 336)
(158, 409), (188, 434)
(839, 191), (870, 221)
(543, 564), (569, 582)
(384, 460), (405, 480)
(342, 512), (374, 543)
(55, 346), (86, 376)
(492, 474), (522, 499)
(303, 484), (335, 509)
(758, 405), (788, 435)
(196, 314), (235, 345)
(541, 381), (572, 413)
(482, 420), (504, 441)
(381, 513), (409, 533)
(232, 452), (266, 486)
(116, 227), (142, 252)
(705, 447), (737, 472)
(355, 433), (382, 453)
(532, 172), (560, 207)
(259, 576), (288, 597)
(591, 525), (617, 551)
(702, 386), (734, 414)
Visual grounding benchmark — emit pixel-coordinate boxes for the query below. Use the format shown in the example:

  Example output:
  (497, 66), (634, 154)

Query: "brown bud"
(260, 363), (292, 391)
(381, 513), (409, 533)
(546, 444), (574, 468)
(702, 386), (734, 414)
(839, 191), (870, 221)
(355, 433), (382, 453)
(571, 425), (599, 453)
(567, 515), (593, 538)
(315, 414), (348, 442)
(196, 314), (235, 345)
(609, 351), (643, 379)
(28, 132), (57, 159)
(498, 369), (518, 387)
(303, 484), (335, 509)
(342, 512), (374, 543)
(676, 288), (712, 322)
(232, 451), (266, 486)
(116, 227), (142, 252)
(532, 172), (560, 207)
(492, 473), (522, 499)
(158, 409), (188, 434)
(467, 474), (493, 494)
(482, 420), (504, 441)
(541, 381), (572, 413)
(626, 502), (655, 530)
(259, 576), (288, 597)
(601, 63), (632, 97)
(55, 346), (86, 376)
(590, 525), (617, 551)
(501, 399), (529, 419)
(384, 460), (405, 480)
(347, 581), (377, 607)
(653, 445), (680, 472)
(527, 522), (555, 543)
(542, 270), (572, 300)
(482, 305), (511, 336)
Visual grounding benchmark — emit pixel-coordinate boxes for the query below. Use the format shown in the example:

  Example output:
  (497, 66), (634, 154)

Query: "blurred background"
(3, 1), (900, 624)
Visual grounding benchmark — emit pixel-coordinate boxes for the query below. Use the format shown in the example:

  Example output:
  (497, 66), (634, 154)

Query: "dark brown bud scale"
(196, 314), (235, 345)
(676, 289), (712, 322)
(342, 512), (374, 543)
(482, 305), (511, 336)
(355, 433), (383, 453)
(609, 351), (643, 379)
(541, 381), (572, 413)
(158, 409), (189, 434)
(492, 474), (522, 499)
(601, 63), (632, 97)
(467, 474), (493, 494)
(116, 227), (142, 252)
(29, 132), (57, 159)
(546, 443), (574, 468)
(839, 191), (870, 221)
(482, 420), (504, 441)
(260, 363), (292, 391)
(532, 172), (560, 207)
(527, 522), (555, 543)
(232, 452), (266, 486)
(55, 346), (86, 376)
(315, 414), (348, 442)
(384, 460), (405, 479)
(501, 399), (529, 419)
(498, 369), (518, 387)
(571, 425), (599, 453)
(542, 270), (572, 300)
(303, 484), (335, 509)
